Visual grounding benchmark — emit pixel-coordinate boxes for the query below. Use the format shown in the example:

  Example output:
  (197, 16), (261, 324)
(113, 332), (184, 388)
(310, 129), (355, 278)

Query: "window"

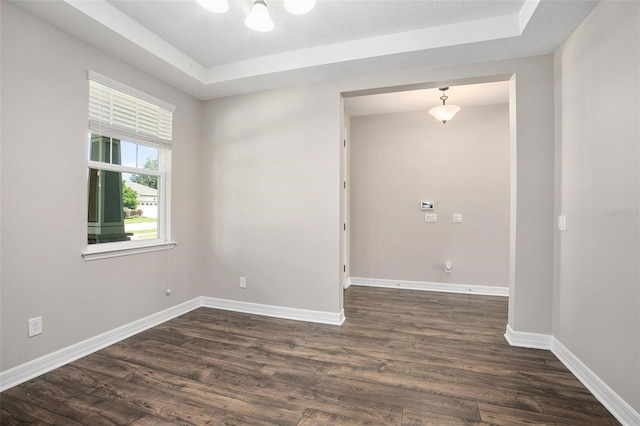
(83, 71), (176, 260)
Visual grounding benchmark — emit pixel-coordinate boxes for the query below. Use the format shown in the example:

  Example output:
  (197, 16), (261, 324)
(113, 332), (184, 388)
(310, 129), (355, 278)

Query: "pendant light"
(245, 0), (274, 32)
(284, 0), (316, 15)
(429, 87), (461, 124)
(197, 0), (229, 13)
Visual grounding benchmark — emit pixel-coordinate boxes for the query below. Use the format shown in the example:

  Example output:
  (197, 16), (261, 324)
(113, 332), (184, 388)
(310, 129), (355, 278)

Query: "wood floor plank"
(77, 353), (303, 424)
(312, 375), (483, 423)
(409, 360), (596, 399)
(128, 415), (177, 426)
(326, 363), (544, 413)
(43, 364), (230, 424)
(0, 393), (85, 425)
(4, 376), (146, 425)
(217, 413), (282, 426)
(532, 394), (621, 425)
(401, 406), (491, 425)
(0, 286), (620, 425)
(477, 401), (616, 426)
(298, 408), (388, 426)
(275, 369), (404, 425)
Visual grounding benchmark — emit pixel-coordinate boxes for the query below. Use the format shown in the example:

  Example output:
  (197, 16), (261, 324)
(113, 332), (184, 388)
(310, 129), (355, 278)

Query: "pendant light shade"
(429, 87), (461, 124)
(284, 0), (316, 15)
(245, 0), (274, 32)
(429, 104), (461, 123)
(197, 0), (229, 13)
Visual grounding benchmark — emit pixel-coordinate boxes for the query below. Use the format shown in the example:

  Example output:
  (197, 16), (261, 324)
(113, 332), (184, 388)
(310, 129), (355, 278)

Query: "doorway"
(340, 77), (514, 307)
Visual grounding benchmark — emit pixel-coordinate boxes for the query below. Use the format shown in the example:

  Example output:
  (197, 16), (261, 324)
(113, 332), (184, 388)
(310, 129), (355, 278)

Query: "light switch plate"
(425, 213), (438, 223)
(558, 215), (567, 231)
(452, 214), (463, 223)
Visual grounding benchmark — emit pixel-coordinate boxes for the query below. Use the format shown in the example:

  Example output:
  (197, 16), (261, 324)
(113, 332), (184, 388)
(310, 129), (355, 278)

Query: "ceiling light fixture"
(199, 0), (315, 32)
(197, 0), (229, 14)
(245, 0), (274, 32)
(429, 87), (461, 124)
(284, 0), (316, 15)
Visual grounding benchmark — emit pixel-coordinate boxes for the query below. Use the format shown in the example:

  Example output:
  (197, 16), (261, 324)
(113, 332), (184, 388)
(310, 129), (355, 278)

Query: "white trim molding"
(551, 339), (640, 426)
(201, 297), (345, 326)
(344, 277), (352, 289)
(504, 324), (552, 350)
(504, 325), (640, 425)
(349, 277), (509, 297)
(67, 0), (540, 87)
(0, 296), (345, 393)
(82, 240), (177, 261)
(0, 297), (200, 392)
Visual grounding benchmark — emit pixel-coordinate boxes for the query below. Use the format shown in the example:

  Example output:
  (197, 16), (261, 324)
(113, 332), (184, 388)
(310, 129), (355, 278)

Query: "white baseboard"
(505, 325), (640, 425)
(344, 277), (351, 289)
(0, 297), (201, 393)
(201, 297), (345, 326)
(4, 292), (637, 426)
(1, 296), (345, 393)
(349, 276), (509, 297)
(504, 324), (552, 350)
(551, 338), (640, 426)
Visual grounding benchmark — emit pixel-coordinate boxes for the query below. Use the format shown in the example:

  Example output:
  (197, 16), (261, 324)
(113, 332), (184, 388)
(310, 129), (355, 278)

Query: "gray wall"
(554, 1), (640, 412)
(200, 87), (343, 314)
(349, 106), (510, 287)
(1, 3), (558, 373)
(201, 54), (557, 335)
(3, 1), (637, 413)
(4, 0), (560, 383)
(343, 57), (556, 334)
(0, 3), (204, 371)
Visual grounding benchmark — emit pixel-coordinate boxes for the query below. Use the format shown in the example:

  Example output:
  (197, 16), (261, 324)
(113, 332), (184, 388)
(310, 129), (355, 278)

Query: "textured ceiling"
(106, 0), (525, 68)
(10, 0), (598, 100)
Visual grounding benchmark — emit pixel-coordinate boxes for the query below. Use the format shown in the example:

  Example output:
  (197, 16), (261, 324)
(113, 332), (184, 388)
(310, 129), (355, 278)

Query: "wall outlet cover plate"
(425, 213), (438, 223)
(28, 317), (42, 337)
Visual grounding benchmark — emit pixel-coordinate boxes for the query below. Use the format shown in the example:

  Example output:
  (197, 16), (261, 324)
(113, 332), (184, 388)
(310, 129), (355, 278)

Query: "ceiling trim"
(65, 0), (207, 82)
(518, 0), (540, 31)
(206, 12), (526, 84)
(343, 73), (514, 98)
(64, 0), (540, 86)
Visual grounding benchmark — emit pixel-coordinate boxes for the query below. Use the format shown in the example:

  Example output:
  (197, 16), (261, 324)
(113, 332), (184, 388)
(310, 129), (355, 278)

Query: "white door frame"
(342, 125), (349, 288)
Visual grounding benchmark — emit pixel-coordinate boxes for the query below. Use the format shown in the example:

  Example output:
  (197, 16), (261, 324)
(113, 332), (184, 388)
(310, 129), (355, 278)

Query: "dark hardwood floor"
(1, 286), (620, 425)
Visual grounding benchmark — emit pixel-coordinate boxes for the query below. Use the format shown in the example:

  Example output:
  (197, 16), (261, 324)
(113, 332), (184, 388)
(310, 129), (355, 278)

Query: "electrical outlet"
(28, 317), (42, 337)
(425, 213), (437, 223)
(445, 262), (453, 273)
(240, 277), (247, 289)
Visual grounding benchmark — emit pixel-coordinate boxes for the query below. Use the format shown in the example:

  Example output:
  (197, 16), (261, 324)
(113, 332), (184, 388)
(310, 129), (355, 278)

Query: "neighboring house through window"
(84, 71), (175, 259)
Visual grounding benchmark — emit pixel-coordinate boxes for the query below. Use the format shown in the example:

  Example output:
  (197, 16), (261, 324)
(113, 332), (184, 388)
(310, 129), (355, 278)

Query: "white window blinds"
(87, 71), (175, 147)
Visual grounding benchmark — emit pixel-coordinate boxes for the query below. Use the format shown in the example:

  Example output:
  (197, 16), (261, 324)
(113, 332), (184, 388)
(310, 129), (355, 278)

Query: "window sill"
(82, 240), (177, 261)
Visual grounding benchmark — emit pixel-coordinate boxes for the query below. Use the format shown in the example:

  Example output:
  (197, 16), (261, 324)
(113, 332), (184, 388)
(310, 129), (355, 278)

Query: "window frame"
(82, 72), (176, 261)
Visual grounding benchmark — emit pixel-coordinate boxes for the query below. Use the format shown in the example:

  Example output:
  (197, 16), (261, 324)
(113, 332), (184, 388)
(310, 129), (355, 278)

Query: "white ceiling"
(107, 0), (525, 68)
(10, 0), (598, 100)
